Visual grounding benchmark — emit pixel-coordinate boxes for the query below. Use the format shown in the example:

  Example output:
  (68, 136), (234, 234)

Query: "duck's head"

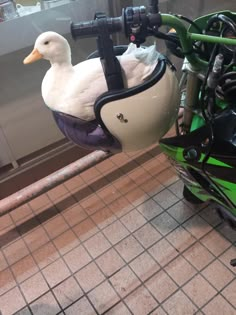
(23, 31), (71, 65)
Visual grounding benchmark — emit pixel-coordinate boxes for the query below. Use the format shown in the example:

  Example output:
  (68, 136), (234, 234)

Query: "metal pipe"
(183, 72), (201, 133)
(0, 150), (112, 217)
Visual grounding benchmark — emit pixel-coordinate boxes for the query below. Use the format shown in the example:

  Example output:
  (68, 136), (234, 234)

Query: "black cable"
(174, 14), (202, 34)
(199, 44), (234, 208)
(200, 44), (218, 173)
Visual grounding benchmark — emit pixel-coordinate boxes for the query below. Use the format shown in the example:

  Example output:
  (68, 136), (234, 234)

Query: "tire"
(183, 185), (204, 204)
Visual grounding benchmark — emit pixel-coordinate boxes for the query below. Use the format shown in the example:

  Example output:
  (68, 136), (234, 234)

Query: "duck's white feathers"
(38, 32), (159, 121)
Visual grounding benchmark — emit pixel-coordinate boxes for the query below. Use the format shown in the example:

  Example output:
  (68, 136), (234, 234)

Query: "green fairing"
(188, 10), (236, 33)
(190, 115), (205, 132)
(159, 143), (232, 168)
(160, 142), (236, 215)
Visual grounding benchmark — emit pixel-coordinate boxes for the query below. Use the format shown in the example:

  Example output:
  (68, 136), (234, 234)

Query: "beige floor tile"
(145, 270), (178, 303)
(183, 215), (213, 239)
(21, 272), (49, 303)
(75, 261), (105, 292)
(43, 215), (69, 239)
(0, 268), (16, 295)
(124, 285), (158, 315)
(88, 175), (110, 193)
(54, 193), (77, 213)
(183, 274), (217, 308)
(168, 180), (185, 199)
(113, 175), (138, 195)
(80, 194), (105, 216)
(30, 291), (61, 315)
(0, 251), (7, 272)
(110, 265), (141, 298)
(32, 242), (60, 269)
(34, 205), (58, 224)
(151, 212), (179, 236)
(120, 209), (147, 232)
(199, 205), (222, 227)
(142, 157), (167, 175)
(142, 177), (165, 196)
(72, 186), (93, 204)
(23, 227), (50, 252)
(103, 220), (130, 245)
(53, 276), (83, 309)
(0, 224), (20, 249)
(125, 187), (150, 207)
(0, 286), (26, 315)
(221, 279), (236, 308)
(105, 301), (132, 315)
(83, 232), (111, 259)
(28, 194), (52, 212)
(166, 226), (196, 252)
(10, 204), (33, 224)
(150, 307), (168, 315)
(148, 239), (179, 267)
(97, 186), (122, 206)
(134, 223), (162, 248)
(167, 200), (196, 223)
(115, 235), (144, 262)
(156, 168), (179, 187)
(2, 149), (236, 315)
(88, 281), (120, 314)
(15, 306), (32, 315)
(47, 185), (68, 202)
(11, 255), (39, 283)
(3, 238), (29, 265)
(183, 242), (215, 271)
(165, 255), (197, 286)
(42, 258), (71, 288)
(108, 196), (134, 218)
(63, 245), (91, 273)
(162, 290), (198, 315)
(218, 246), (236, 274)
(95, 248), (125, 277)
(136, 199), (163, 220)
(153, 189), (179, 209)
(91, 207), (117, 229)
(130, 252), (160, 281)
(200, 230), (232, 256)
(216, 222), (236, 243)
(64, 296), (96, 315)
(96, 158), (115, 173)
(62, 203), (88, 227)
(128, 167), (152, 186)
(80, 167), (101, 183)
(53, 229), (80, 255)
(202, 260), (234, 290)
(64, 175), (86, 192)
(202, 294), (235, 315)
(72, 217), (99, 242)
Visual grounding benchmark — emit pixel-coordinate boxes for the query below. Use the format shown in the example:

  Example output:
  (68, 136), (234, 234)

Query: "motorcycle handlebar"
(71, 17), (123, 39)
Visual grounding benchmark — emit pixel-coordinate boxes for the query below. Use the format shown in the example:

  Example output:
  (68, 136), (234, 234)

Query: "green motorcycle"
(57, 0), (236, 263)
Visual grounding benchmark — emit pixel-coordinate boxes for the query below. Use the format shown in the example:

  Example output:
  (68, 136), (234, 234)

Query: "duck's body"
(24, 32), (160, 121)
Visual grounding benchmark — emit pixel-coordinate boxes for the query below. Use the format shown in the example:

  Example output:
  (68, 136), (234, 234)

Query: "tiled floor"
(0, 144), (235, 315)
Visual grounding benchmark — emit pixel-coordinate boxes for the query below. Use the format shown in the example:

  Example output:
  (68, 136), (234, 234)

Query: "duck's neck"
(50, 60), (73, 70)
(49, 50), (73, 69)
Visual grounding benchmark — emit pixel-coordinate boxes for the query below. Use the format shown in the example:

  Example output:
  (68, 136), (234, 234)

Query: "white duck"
(24, 31), (159, 121)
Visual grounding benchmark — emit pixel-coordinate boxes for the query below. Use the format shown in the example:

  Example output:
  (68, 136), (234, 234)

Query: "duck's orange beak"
(23, 48), (43, 64)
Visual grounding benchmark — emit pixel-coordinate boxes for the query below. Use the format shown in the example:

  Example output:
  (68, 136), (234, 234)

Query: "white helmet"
(53, 47), (180, 152)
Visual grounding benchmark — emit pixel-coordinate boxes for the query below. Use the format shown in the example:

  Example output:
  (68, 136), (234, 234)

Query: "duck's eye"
(44, 41), (49, 45)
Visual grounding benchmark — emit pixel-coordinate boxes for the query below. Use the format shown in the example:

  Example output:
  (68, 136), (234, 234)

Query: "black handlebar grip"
(148, 0), (159, 14)
(71, 17), (123, 40)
